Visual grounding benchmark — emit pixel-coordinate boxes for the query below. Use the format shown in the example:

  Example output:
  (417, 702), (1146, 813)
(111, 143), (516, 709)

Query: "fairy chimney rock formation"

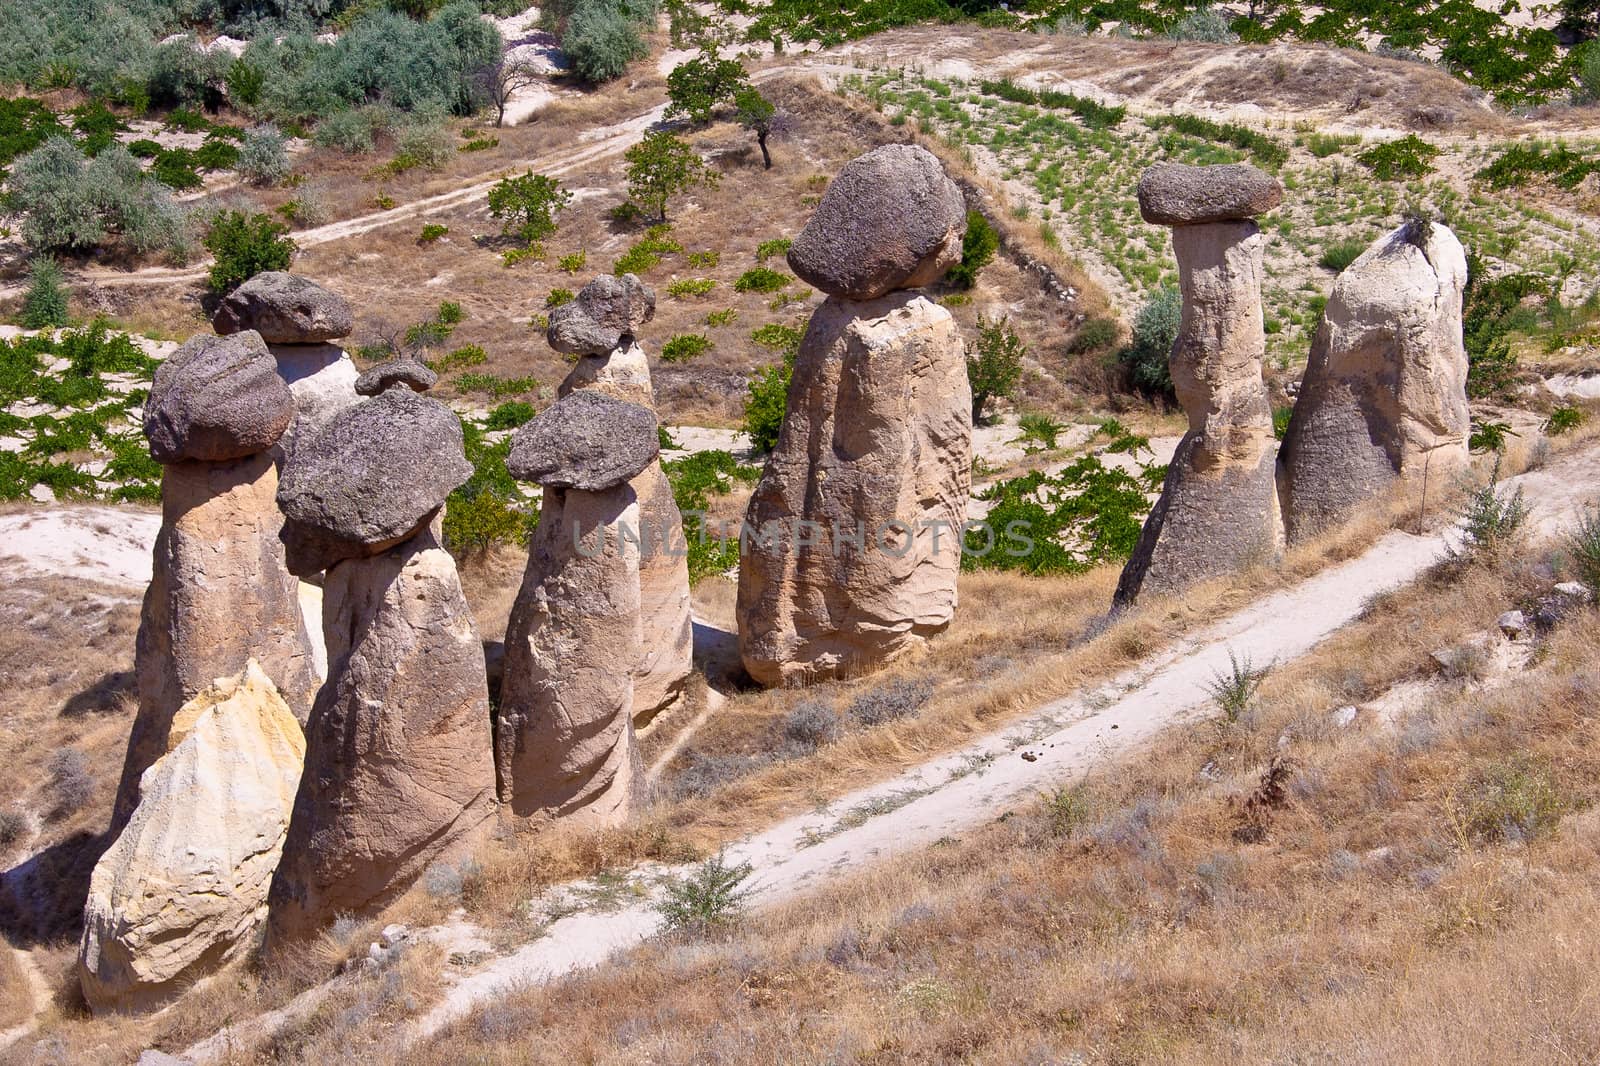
(114, 331), (319, 827)
(355, 357), (438, 396)
(266, 390), (494, 945)
(739, 146), (972, 687)
(551, 276), (693, 723)
(1114, 163), (1284, 609)
(213, 271), (360, 448)
(547, 272), (656, 356)
(497, 391), (658, 823)
(1278, 221), (1470, 542)
(785, 143), (966, 300)
(81, 662), (304, 1015)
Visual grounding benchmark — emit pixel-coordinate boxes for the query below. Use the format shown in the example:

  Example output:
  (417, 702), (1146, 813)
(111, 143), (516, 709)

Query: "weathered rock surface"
(276, 389), (473, 575)
(355, 358), (437, 396)
(556, 342), (692, 723)
(1137, 162), (1284, 226)
(266, 518), (495, 944)
(546, 274), (656, 356)
(1114, 216), (1280, 607)
(81, 663), (304, 1015)
(114, 453), (320, 826)
(144, 331), (294, 463)
(496, 484), (645, 822)
(786, 144), (966, 300)
(212, 272), (354, 344)
(1278, 221), (1470, 542)
(738, 292), (971, 686)
(506, 389), (658, 491)
(267, 343), (361, 451)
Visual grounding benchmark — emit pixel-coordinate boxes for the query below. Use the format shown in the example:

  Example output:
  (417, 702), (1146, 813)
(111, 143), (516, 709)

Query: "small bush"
(1067, 317), (1118, 354)
(1166, 7), (1237, 42)
(751, 323), (804, 352)
(485, 401), (537, 429)
(48, 748), (94, 820)
(1042, 785), (1091, 838)
(1358, 135), (1439, 180)
(657, 852), (754, 935)
(1453, 757), (1567, 844)
(238, 125), (292, 187)
(783, 700), (841, 750)
(545, 287), (575, 308)
(314, 109), (377, 154)
(1469, 419), (1519, 454)
(1018, 412), (1065, 450)
(419, 223), (449, 243)
(558, 250), (587, 274)
(0, 808), (26, 849)
(687, 250), (720, 268)
(742, 359), (792, 453)
(661, 333), (711, 363)
(1319, 237), (1367, 272)
(203, 211), (295, 294)
(1546, 405), (1585, 435)
(1455, 461), (1530, 562)
(734, 267), (789, 293)
(755, 236), (792, 261)
(427, 344), (487, 373)
(437, 300), (465, 325)
(488, 171), (571, 245)
(705, 308), (737, 327)
(847, 678), (933, 728)
(1119, 287), (1180, 397)
(1205, 649), (1268, 723)
(22, 257), (69, 329)
(666, 277), (715, 298)
(946, 209), (999, 289)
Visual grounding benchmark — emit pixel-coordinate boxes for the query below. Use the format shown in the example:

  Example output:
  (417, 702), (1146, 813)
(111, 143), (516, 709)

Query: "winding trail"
(170, 441), (1600, 1062)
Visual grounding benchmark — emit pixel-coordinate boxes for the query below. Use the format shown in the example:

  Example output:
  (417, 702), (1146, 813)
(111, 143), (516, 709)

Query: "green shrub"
(21, 257), (69, 329)
(9, 138), (188, 256)
(1455, 461), (1529, 562)
(150, 148), (203, 191)
(1562, 504), (1600, 592)
(238, 124), (291, 187)
(656, 852), (754, 935)
(427, 343), (487, 373)
(734, 266), (789, 293)
(687, 250), (720, 268)
(1273, 405), (1293, 440)
(546, 287), (575, 308)
(443, 418), (526, 555)
(751, 322), (804, 351)
(743, 358), (792, 454)
(945, 209), (998, 290)
(1067, 317), (1118, 354)
(1146, 113), (1287, 169)
(561, 0), (650, 84)
(558, 250), (588, 274)
(203, 211), (294, 294)
(1205, 649), (1268, 723)
(1546, 405), (1585, 435)
(1319, 237), (1367, 272)
(966, 315), (1025, 424)
(755, 236), (792, 261)
(1453, 757), (1567, 844)
(1119, 287), (1180, 397)
(978, 78), (1124, 129)
(488, 170), (571, 245)
(705, 307), (737, 327)
(1358, 135), (1439, 180)
(1017, 411), (1065, 450)
(418, 223), (449, 244)
(485, 400), (537, 429)
(314, 109), (378, 154)
(194, 137), (241, 172)
(1304, 132), (1358, 158)
(661, 332), (711, 362)
(437, 300), (465, 325)
(963, 455), (1152, 574)
(666, 277), (715, 297)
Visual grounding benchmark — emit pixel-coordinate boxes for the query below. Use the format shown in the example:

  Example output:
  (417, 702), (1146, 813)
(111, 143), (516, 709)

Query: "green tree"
(487, 171), (572, 245)
(734, 86), (777, 169)
(1119, 286), (1180, 397)
(945, 209), (998, 289)
(966, 315), (1025, 424)
(21, 256), (68, 329)
(203, 210), (295, 293)
(623, 130), (719, 223)
(665, 49), (748, 123)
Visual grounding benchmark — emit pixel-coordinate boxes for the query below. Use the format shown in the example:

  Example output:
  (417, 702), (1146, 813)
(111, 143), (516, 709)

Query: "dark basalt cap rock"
(786, 144), (966, 301)
(276, 389), (472, 574)
(1137, 162), (1283, 226)
(144, 330), (295, 463)
(355, 358), (437, 396)
(546, 274), (656, 357)
(212, 272), (354, 344)
(506, 390), (658, 491)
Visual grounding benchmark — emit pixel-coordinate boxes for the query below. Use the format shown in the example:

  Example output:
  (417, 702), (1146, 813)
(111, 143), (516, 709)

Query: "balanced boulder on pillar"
(1114, 162), (1284, 609)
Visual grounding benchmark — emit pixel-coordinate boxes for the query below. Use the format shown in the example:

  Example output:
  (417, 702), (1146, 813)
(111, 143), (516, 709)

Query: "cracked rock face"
(1278, 221), (1470, 542)
(1115, 203), (1280, 608)
(737, 292), (972, 686)
(506, 389), (658, 491)
(276, 389), (473, 575)
(212, 272), (354, 344)
(266, 518), (496, 945)
(786, 144), (967, 300)
(1137, 162), (1284, 226)
(546, 273), (656, 357)
(82, 662), (305, 1015)
(144, 331), (295, 463)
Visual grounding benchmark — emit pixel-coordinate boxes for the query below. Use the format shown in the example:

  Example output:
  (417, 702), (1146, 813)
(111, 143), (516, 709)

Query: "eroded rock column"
(265, 390), (494, 945)
(1114, 163), (1284, 609)
(737, 144), (972, 687)
(114, 331), (319, 828)
(496, 390), (660, 823)
(1278, 220), (1470, 542)
(547, 274), (693, 725)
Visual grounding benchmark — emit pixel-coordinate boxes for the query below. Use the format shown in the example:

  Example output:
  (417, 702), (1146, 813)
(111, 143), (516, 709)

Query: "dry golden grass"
(0, 948), (31, 1031)
(401, 541), (1600, 1065)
